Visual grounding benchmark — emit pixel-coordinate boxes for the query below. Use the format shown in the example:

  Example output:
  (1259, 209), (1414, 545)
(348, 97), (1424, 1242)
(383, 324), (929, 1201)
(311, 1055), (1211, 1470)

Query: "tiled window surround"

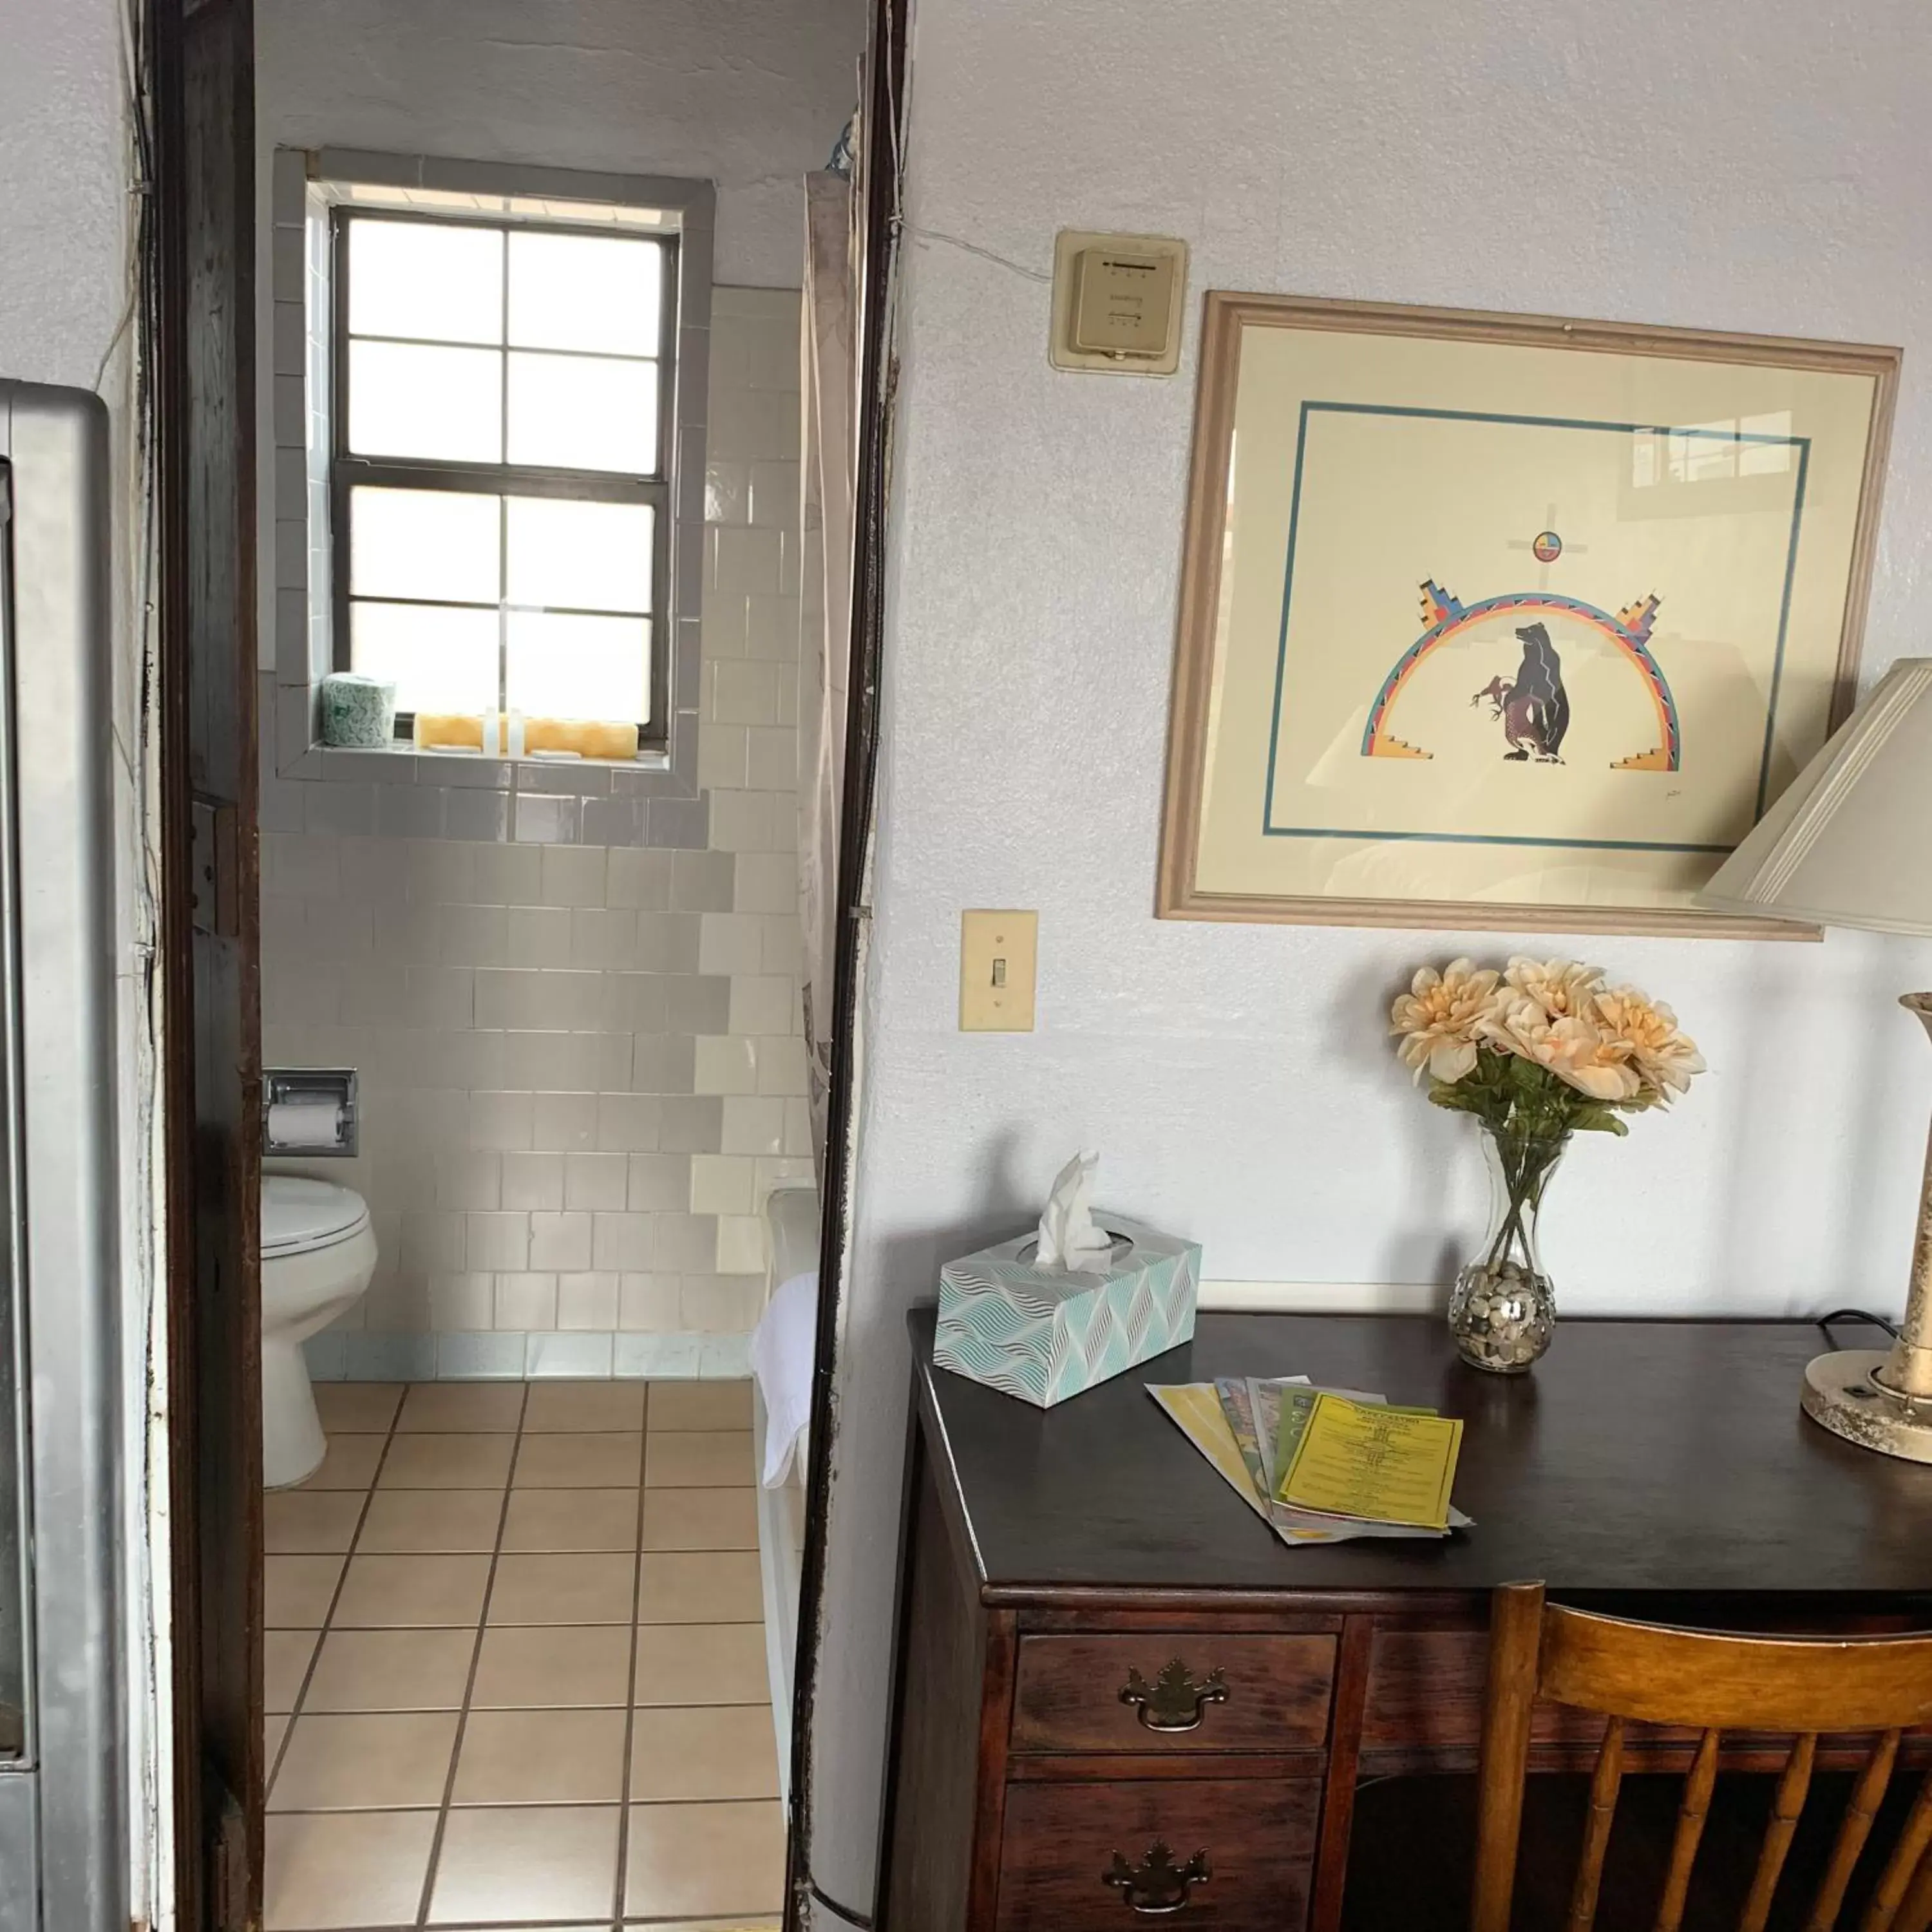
(266, 147), (715, 800)
(263, 1379), (784, 1929)
(265, 287), (812, 1383)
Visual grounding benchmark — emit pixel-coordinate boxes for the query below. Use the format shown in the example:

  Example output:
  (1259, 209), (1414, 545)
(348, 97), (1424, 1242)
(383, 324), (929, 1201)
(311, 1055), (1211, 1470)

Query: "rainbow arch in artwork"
(1360, 581), (1680, 771)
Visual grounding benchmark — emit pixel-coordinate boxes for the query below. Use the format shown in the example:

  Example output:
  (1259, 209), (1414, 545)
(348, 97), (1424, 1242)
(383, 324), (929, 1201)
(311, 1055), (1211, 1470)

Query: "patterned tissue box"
(933, 1217), (1200, 1408)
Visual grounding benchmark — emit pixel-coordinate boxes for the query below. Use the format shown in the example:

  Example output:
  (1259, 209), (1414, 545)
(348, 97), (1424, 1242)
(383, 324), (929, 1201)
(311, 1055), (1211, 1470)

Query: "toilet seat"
(262, 1175), (370, 1259)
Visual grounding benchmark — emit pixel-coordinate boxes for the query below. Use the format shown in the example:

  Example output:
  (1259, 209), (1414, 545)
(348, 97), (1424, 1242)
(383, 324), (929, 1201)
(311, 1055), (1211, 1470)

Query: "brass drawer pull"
(1103, 1842), (1211, 1915)
(1119, 1658), (1228, 1733)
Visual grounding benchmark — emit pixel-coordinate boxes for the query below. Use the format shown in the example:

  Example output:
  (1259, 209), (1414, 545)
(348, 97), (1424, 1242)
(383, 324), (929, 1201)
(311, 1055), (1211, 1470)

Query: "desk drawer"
(997, 1777), (1318, 1929)
(1012, 1634), (1334, 1754)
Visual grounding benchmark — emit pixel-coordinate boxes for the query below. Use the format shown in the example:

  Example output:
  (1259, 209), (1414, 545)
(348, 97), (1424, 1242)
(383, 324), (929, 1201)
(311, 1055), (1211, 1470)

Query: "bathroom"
(251, 1), (859, 1922)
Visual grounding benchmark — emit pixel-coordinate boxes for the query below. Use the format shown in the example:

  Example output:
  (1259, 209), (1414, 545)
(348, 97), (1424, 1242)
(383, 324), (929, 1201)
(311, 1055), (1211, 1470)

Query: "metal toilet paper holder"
(263, 1068), (359, 1157)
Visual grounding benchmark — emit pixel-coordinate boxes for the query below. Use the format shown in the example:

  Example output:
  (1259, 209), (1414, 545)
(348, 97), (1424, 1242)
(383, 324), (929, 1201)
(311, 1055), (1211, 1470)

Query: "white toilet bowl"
(262, 1175), (377, 1488)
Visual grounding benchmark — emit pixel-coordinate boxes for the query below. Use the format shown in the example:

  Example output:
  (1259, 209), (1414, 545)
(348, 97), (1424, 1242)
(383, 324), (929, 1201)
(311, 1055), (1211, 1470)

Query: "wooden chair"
(1473, 1582), (1932, 1932)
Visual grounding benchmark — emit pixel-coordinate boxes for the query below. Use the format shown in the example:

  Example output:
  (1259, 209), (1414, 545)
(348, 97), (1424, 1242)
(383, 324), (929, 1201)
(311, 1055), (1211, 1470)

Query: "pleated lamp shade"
(1700, 659), (1932, 936)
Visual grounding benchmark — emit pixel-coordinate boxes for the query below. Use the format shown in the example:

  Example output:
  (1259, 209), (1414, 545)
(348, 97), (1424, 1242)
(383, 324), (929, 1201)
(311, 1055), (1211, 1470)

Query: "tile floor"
(265, 1379), (782, 1931)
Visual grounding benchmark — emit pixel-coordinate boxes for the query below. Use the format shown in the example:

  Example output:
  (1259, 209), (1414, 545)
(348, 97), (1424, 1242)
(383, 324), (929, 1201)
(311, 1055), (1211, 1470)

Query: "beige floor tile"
(638, 1551), (762, 1625)
(264, 1810), (437, 1930)
(635, 1622), (770, 1707)
(501, 1486), (640, 1553)
(641, 1486), (757, 1551)
(488, 1552), (636, 1625)
(397, 1381), (526, 1432)
(303, 1628), (476, 1712)
(647, 1379), (753, 1430)
(469, 1623), (630, 1708)
(522, 1379), (647, 1433)
(629, 1704), (779, 1802)
(514, 1430), (641, 1488)
(645, 1430), (755, 1489)
(428, 1804), (619, 1924)
(379, 1432), (516, 1490)
(312, 1382), (404, 1433)
(269, 1711), (459, 1812)
(451, 1707), (627, 1805)
(266, 1554), (345, 1629)
(265, 1628), (320, 1714)
(333, 1553), (491, 1628)
(265, 1489), (366, 1555)
(358, 1488), (505, 1554)
(295, 1433), (384, 1491)
(264, 1712), (290, 1770)
(625, 1799), (784, 1920)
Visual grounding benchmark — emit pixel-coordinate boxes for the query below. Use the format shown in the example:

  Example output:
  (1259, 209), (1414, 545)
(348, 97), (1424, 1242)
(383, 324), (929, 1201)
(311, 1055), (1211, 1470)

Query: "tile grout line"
(412, 1381), (533, 1929)
(609, 1381), (654, 1930)
(269, 1390), (409, 1799)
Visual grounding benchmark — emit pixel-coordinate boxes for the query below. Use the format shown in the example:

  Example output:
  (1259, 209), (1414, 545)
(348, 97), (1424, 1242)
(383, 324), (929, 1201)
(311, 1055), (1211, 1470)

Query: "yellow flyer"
(1277, 1392), (1463, 1531)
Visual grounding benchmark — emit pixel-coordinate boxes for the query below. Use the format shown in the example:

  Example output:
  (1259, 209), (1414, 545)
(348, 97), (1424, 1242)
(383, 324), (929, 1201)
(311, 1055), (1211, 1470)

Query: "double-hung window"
(332, 209), (674, 746)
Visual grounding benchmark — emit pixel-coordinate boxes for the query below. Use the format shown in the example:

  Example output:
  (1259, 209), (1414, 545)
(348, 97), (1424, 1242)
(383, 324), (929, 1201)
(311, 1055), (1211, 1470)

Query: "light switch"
(960, 910), (1037, 1032)
(1050, 230), (1188, 375)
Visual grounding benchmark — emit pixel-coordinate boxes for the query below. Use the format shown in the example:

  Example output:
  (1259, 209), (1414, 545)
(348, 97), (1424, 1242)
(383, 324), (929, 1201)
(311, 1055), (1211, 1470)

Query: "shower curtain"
(797, 168), (858, 1171)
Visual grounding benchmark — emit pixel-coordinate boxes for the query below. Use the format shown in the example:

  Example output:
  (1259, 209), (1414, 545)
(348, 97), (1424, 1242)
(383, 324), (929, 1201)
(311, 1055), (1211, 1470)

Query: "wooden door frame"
(152, 1), (265, 1927)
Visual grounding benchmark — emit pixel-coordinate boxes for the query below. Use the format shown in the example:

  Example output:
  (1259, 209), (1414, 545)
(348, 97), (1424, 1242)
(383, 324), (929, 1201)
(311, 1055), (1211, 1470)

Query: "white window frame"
(268, 147), (714, 808)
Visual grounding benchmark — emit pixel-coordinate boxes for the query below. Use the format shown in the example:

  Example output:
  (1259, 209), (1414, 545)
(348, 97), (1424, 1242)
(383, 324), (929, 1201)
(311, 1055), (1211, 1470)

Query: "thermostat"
(1050, 230), (1188, 375)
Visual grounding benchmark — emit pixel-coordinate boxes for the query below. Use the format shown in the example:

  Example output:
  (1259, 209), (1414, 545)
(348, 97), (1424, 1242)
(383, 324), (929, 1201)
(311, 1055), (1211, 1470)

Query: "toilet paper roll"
(267, 1101), (343, 1149)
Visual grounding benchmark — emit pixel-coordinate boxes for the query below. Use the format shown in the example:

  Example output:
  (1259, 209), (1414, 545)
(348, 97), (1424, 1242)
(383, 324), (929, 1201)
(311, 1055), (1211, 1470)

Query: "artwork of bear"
(1471, 623), (1571, 763)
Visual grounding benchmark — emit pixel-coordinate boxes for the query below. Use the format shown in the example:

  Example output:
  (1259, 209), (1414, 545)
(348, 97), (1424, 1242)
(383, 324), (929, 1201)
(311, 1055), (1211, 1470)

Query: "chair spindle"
(1859, 1770), (1932, 1932)
(1807, 1729), (1901, 1932)
(1654, 1727), (1721, 1932)
(1739, 1732), (1817, 1932)
(1566, 1715), (1625, 1932)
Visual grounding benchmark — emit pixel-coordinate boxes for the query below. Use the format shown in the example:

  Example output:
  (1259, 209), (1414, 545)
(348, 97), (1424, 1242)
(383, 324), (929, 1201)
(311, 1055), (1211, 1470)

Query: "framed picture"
(1157, 293), (1900, 936)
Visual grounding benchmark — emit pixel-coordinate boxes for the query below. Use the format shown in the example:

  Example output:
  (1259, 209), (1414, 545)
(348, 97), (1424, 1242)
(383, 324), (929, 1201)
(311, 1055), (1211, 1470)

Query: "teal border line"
(1262, 401), (1810, 855)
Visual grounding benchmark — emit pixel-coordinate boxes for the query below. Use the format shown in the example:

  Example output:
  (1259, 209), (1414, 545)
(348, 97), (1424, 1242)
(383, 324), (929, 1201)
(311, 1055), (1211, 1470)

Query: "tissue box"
(934, 1217), (1200, 1407)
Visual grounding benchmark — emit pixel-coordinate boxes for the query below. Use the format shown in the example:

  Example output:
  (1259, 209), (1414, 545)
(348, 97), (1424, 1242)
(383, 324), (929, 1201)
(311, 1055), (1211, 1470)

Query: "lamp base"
(1801, 1349), (1932, 1463)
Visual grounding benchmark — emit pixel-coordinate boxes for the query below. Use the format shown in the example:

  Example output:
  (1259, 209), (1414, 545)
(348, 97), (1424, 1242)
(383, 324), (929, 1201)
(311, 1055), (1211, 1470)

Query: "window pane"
(506, 498), (654, 613)
(347, 217), (504, 345)
(351, 601), (499, 715)
(348, 341), (504, 462)
(350, 487), (502, 604)
(507, 231), (663, 355)
(506, 611), (650, 721)
(506, 352), (658, 473)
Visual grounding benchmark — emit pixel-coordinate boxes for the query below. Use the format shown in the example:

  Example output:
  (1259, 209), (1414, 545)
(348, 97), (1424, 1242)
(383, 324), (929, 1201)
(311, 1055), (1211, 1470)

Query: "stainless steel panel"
(0, 381), (126, 1932)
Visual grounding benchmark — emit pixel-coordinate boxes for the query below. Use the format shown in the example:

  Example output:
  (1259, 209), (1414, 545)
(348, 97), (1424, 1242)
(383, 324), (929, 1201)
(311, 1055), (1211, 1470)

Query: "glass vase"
(1448, 1124), (1566, 1373)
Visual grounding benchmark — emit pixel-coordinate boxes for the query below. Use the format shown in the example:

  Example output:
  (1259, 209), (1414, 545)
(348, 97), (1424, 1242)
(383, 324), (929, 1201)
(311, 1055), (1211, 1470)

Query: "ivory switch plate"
(960, 910), (1037, 1032)
(1050, 230), (1188, 375)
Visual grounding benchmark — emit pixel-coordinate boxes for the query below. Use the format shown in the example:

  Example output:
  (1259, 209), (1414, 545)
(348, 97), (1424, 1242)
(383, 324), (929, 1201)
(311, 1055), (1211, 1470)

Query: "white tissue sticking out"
(1034, 1150), (1115, 1273)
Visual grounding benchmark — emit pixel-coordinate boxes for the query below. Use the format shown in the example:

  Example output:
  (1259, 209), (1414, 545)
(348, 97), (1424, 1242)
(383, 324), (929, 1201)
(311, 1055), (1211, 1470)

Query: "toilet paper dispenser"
(263, 1067), (358, 1157)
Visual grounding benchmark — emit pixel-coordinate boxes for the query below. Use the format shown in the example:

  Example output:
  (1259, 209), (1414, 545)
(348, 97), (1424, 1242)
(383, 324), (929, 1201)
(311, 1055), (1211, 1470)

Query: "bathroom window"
(330, 208), (676, 743)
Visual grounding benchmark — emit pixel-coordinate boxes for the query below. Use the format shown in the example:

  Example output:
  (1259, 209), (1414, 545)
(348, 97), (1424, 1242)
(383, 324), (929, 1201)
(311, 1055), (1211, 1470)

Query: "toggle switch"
(960, 910), (1037, 1032)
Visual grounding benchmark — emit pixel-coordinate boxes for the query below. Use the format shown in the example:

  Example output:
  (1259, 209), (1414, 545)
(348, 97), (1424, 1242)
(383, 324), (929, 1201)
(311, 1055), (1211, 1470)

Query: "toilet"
(261, 1175), (377, 1488)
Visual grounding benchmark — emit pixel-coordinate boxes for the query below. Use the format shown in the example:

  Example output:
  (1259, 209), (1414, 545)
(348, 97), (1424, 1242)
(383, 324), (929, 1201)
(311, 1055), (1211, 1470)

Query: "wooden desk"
(878, 1309), (1932, 1931)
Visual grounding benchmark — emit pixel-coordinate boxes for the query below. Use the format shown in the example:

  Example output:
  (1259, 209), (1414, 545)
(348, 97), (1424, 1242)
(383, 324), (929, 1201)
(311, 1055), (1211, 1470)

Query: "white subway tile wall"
(263, 292), (815, 1351)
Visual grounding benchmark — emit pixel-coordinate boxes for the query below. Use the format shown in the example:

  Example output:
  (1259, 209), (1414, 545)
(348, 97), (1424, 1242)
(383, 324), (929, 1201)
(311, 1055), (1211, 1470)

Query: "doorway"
(153, 0), (904, 1925)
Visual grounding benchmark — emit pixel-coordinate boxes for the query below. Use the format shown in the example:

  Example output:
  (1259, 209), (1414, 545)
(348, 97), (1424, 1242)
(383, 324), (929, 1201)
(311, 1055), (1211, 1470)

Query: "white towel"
(751, 1269), (818, 1489)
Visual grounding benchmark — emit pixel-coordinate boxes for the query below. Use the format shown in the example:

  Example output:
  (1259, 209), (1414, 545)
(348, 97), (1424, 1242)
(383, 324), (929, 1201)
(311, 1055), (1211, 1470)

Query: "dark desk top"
(908, 1307), (1932, 1602)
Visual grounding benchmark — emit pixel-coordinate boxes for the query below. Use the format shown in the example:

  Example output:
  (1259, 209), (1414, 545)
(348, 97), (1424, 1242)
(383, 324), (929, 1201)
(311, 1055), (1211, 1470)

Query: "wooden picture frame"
(1157, 293), (1900, 938)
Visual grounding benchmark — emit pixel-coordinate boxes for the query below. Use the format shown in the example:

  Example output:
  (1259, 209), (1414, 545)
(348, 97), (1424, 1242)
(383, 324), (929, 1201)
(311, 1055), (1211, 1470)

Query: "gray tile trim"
(303, 1329), (752, 1381)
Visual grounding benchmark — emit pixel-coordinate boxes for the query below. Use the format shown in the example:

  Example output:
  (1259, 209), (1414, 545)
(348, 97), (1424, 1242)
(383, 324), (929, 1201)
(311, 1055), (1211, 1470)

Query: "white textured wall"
(257, 0), (862, 286)
(813, 0), (1932, 1909)
(0, 0), (157, 1919)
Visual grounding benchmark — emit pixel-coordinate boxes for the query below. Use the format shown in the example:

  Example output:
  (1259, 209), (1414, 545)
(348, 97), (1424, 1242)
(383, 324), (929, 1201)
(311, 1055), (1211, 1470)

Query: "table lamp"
(1700, 657), (1932, 1459)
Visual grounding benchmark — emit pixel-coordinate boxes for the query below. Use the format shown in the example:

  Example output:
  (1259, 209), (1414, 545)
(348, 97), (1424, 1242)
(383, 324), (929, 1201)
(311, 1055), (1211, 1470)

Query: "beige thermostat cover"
(1050, 230), (1188, 375)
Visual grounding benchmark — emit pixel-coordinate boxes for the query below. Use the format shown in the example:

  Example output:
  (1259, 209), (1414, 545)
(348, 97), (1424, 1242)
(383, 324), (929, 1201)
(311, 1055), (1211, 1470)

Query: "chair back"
(1473, 1581), (1932, 1932)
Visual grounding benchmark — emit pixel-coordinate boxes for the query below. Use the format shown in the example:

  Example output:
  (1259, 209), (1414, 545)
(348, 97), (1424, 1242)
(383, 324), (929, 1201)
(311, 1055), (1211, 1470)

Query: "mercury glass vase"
(1448, 1124), (1566, 1373)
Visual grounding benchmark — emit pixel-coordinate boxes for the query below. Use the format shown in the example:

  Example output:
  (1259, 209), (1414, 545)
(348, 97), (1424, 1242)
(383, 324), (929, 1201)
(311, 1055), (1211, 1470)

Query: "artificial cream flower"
(1390, 958), (1501, 1084)
(1593, 987), (1707, 1103)
(1481, 996), (1642, 1103)
(1502, 956), (1605, 1022)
